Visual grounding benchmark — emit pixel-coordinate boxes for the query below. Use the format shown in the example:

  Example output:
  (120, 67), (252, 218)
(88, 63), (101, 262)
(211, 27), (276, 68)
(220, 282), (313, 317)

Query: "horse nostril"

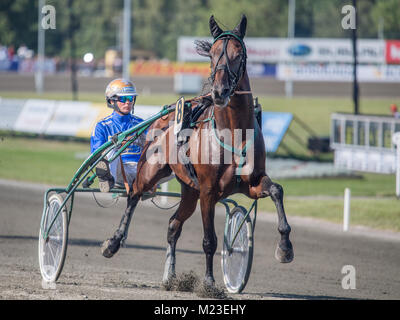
(221, 88), (230, 98)
(213, 89), (221, 99)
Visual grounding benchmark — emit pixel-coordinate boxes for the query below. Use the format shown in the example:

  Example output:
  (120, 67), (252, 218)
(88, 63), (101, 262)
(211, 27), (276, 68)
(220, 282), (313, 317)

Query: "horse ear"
(233, 14), (247, 39)
(209, 15), (223, 39)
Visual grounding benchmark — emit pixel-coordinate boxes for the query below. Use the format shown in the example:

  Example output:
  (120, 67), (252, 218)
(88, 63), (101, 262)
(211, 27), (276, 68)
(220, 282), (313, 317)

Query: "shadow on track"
(0, 234), (204, 255)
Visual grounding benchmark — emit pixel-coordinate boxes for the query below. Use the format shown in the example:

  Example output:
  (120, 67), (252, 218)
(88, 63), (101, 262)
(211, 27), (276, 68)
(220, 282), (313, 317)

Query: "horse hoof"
(162, 275), (176, 290)
(203, 276), (215, 288)
(101, 238), (121, 258)
(274, 244), (294, 263)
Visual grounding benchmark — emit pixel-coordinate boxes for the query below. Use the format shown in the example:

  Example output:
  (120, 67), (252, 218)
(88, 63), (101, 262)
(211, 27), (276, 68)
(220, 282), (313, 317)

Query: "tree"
(1, 0), (399, 62)
(0, 0), (36, 48)
(207, 0), (288, 37)
(372, 0), (400, 39)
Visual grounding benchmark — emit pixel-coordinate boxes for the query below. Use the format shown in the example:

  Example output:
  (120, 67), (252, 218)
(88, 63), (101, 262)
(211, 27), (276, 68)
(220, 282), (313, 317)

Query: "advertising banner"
(82, 104), (164, 139)
(262, 112), (293, 153)
(386, 40), (400, 64)
(2, 99), (166, 138)
(0, 98), (25, 131)
(45, 101), (97, 137)
(277, 63), (400, 82)
(130, 60), (209, 76)
(178, 37), (387, 64)
(14, 99), (57, 134)
(247, 63), (276, 77)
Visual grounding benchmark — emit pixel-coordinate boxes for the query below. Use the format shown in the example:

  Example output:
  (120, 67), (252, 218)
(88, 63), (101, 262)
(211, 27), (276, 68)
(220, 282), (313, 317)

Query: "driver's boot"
(95, 159), (115, 192)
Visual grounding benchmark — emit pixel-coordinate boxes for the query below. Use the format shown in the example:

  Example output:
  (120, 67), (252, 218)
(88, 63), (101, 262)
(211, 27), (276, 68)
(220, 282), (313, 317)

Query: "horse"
(100, 14), (294, 287)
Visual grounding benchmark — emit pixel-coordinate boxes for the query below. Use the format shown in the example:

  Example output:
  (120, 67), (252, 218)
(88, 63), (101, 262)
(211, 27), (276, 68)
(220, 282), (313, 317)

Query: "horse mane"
(195, 25), (244, 58)
(194, 40), (212, 57)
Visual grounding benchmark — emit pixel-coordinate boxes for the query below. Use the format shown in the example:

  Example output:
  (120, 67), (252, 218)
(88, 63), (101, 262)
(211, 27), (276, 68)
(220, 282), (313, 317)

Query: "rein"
(191, 90), (251, 102)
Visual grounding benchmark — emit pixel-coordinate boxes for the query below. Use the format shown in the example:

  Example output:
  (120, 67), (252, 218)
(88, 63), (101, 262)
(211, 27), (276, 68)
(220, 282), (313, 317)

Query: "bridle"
(210, 32), (249, 97)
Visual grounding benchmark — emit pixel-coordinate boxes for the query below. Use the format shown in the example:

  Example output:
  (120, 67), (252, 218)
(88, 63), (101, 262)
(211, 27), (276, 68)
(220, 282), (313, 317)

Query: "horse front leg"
(199, 192), (218, 286)
(101, 193), (140, 258)
(262, 176), (294, 263)
(269, 182), (293, 263)
(249, 175), (294, 263)
(101, 162), (171, 258)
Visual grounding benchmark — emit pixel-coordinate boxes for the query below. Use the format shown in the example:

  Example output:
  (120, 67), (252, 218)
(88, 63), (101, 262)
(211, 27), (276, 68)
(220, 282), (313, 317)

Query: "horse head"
(196, 15), (248, 107)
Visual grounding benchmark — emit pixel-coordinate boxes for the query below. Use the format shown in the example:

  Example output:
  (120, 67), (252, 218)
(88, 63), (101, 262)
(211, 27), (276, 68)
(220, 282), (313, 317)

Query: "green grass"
(273, 174), (396, 197)
(0, 136), (88, 186)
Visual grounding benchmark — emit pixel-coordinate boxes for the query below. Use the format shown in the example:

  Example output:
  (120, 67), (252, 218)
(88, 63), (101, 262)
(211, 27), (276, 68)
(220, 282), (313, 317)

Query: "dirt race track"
(0, 179), (399, 301)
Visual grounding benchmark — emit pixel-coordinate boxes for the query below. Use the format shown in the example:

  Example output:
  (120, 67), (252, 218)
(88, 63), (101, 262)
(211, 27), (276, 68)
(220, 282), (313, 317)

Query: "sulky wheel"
(221, 205), (254, 294)
(38, 193), (69, 283)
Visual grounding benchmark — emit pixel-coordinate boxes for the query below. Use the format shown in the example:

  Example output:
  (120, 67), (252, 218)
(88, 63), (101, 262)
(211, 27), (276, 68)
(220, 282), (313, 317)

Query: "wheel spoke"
(47, 241), (56, 263)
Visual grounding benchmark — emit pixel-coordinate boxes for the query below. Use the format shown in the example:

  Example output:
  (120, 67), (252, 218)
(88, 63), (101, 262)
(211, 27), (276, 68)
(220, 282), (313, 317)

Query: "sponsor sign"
(130, 60), (209, 76)
(86, 104), (163, 139)
(14, 99), (57, 134)
(295, 39), (385, 64)
(45, 101), (96, 136)
(1, 99), (164, 138)
(277, 63), (400, 82)
(0, 98), (25, 130)
(247, 63), (276, 77)
(261, 112), (293, 153)
(178, 37), (387, 64)
(386, 40), (400, 64)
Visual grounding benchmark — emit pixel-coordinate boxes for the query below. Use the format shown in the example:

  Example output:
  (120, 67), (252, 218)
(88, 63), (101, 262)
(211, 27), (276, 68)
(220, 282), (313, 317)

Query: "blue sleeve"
(90, 123), (107, 153)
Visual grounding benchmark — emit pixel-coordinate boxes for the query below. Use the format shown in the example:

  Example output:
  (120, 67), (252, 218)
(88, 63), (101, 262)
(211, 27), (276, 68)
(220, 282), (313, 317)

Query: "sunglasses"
(116, 95), (135, 103)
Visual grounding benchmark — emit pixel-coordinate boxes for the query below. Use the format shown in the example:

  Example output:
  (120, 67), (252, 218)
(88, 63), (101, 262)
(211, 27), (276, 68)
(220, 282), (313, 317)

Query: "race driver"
(90, 78), (146, 192)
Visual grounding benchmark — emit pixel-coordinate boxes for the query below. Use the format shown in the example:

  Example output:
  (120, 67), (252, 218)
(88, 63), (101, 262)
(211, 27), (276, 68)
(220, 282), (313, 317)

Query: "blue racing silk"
(90, 111), (145, 163)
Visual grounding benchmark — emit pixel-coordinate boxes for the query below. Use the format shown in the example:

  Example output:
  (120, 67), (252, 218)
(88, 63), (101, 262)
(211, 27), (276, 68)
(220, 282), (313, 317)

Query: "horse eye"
(232, 55), (241, 62)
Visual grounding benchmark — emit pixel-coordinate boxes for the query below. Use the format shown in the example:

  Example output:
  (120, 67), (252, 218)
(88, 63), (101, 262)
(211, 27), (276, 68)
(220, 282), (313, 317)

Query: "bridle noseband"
(210, 32), (248, 97)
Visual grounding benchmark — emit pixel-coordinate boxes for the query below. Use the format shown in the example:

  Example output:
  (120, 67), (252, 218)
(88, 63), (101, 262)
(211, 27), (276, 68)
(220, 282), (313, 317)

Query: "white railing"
(331, 113), (400, 175)
(393, 132), (400, 198)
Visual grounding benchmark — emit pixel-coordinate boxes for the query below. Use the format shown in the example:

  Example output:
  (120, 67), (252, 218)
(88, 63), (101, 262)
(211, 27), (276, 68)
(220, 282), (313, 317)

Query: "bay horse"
(101, 14), (294, 287)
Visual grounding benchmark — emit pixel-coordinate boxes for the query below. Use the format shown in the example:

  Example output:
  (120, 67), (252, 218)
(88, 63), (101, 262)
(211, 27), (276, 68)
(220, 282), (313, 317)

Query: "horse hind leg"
(260, 176), (294, 263)
(162, 184), (199, 286)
